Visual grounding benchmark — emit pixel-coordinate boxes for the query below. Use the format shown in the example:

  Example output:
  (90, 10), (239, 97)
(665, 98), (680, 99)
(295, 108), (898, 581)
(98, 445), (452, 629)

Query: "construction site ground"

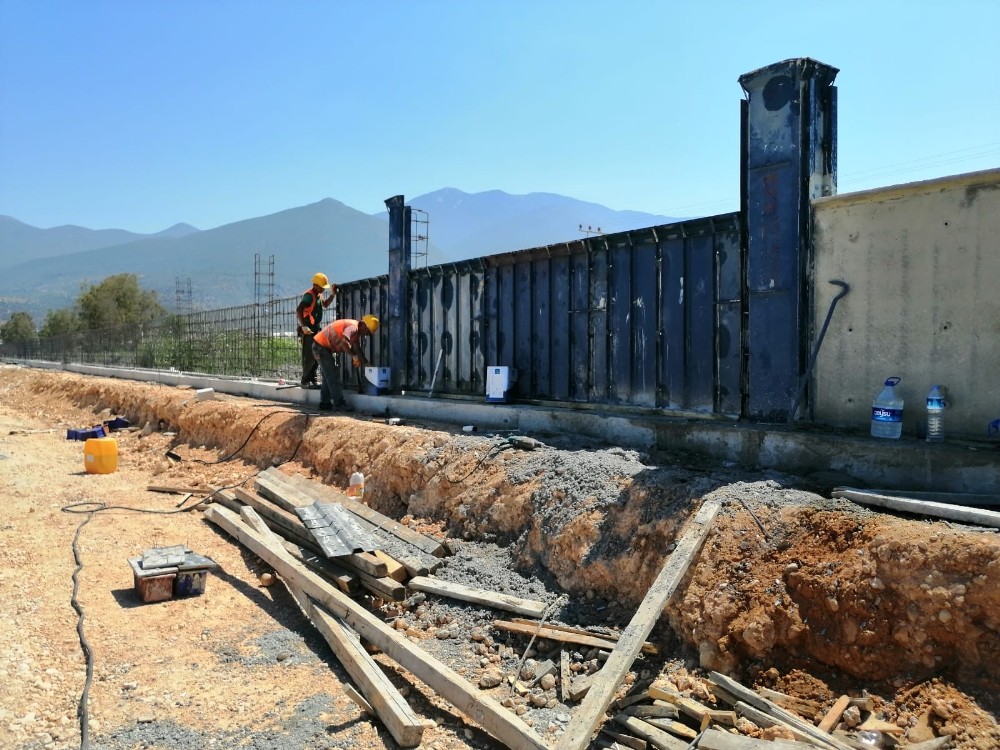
(1, 364), (998, 750)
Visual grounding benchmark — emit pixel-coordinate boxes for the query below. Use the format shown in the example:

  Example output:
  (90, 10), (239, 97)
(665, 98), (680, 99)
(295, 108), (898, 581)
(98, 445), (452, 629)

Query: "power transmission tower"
(578, 224), (604, 237)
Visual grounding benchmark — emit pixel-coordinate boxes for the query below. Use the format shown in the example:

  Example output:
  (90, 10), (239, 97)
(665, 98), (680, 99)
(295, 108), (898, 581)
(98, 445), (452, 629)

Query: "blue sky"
(1, 1), (998, 234)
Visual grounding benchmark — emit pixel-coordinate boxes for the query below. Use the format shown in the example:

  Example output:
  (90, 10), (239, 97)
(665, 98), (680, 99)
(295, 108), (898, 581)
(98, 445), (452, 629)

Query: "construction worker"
(312, 315), (380, 411)
(296, 272), (336, 388)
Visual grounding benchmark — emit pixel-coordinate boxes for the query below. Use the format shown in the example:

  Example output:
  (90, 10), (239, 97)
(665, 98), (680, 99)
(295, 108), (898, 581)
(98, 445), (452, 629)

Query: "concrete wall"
(810, 168), (1000, 439)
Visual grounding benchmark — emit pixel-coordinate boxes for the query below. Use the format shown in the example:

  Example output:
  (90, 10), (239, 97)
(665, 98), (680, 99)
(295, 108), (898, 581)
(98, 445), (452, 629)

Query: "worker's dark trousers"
(300, 333), (318, 385)
(312, 342), (345, 407)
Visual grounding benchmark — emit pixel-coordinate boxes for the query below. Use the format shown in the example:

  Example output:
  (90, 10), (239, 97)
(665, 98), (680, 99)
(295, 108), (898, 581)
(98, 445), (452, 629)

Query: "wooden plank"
(232, 487), (396, 595)
(600, 728), (647, 749)
(408, 576), (548, 617)
(257, 471), (444, 576)
(817, 695), (851, 733)
(237, 507), (427, 747)
(639, 717), (697, 740)
(373, 550), (408, 582)
(646, 687), (736, 727)
(560, 649), (571, 703)
(569, 672), (596, 701)
(555, 500), (720, 750)
(733, 702), (819, 746)
(281, 541), (359, 594)
(711, 672), (853, 750)
(203, 505), (549, 750)
(147, 484), (209, 494)
(756, 688), (823, 718)
(698, 727), (817, 750)
(612, 714), (688, 750)
(494, 620), (659, 655)
(265, 468), (446, 556)
(832, 487), (1000, 529)
(510, 618), (661, 655)
(343, 683), (374, 714)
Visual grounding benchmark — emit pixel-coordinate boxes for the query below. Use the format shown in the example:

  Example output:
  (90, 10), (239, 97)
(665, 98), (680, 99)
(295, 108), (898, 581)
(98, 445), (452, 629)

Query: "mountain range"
(0, 189), (677, 323)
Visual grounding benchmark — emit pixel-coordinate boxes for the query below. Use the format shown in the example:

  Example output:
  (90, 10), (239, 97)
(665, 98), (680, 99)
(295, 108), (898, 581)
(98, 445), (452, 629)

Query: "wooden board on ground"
(236, 507), (427, 748)
(509, 617), (661, 655)
(266, 468), (447, 557)
(203, 504), (550, 750)
(698, 727), (817, 750)
(612, 714), (688, 750)
(493, 620), (659, 655)
(555, 500), (721, 750)
(407, 576), (548, 617)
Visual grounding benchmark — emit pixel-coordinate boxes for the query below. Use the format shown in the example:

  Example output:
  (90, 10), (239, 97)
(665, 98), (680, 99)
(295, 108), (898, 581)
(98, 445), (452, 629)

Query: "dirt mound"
(1, 365), (997, 749)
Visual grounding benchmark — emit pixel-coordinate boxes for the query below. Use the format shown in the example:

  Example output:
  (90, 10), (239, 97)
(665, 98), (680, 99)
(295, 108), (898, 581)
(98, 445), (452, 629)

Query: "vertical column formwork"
(739, 58), (838, 421)
(385, 195), (411, 390)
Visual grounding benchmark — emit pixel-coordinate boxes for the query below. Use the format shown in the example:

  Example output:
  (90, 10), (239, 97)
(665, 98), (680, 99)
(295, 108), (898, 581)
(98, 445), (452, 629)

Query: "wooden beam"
(817, 695), (851, 733)
(509, 618), (661, 655)
(264, 468), (447, 556)
(203, 505), (549, 750)
(698, 727), (817, 750)
(555, 501), (720, 750)
(560, 649), (571, 703)
(257, 471), (444, 576)
(408, 576), (548, 617)
(373, 550), (408, 582)
(832, 487), (1000, 529)
(710, 673), (854, 750)
(148, 484), (209, 494)
(612, 714), (688, 750)
(494, 620), (659, 655)
(236, 507), (427, 747)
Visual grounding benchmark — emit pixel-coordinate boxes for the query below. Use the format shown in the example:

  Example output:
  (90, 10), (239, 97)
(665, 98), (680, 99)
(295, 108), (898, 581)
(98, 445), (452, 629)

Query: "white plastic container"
(871, 376), (903, 439)
(925, 385), (945, 443)
(346, 472), (365, 498)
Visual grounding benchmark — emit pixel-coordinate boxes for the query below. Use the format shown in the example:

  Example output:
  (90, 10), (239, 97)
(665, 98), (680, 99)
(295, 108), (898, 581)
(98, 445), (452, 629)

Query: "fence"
(340, 211), (743, 415)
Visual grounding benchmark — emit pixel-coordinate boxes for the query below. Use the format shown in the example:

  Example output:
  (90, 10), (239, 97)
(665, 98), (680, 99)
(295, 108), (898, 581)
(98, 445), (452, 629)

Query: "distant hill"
(380, 188), (678, 263)
(0, 215), (186, 269)
(0, 191), (682, 324)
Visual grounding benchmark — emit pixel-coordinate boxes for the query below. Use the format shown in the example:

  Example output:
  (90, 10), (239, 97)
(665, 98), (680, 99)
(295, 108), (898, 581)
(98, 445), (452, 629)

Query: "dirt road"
(1, 365), (997, 749)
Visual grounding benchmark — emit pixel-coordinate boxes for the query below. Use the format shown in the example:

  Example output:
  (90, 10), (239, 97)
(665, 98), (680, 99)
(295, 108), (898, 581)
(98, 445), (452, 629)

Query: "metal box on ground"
(364, 367), (391, 395)
(128, 557), (177, 603)
(486, 366), (516, 403)
(129, 548), (218, 603)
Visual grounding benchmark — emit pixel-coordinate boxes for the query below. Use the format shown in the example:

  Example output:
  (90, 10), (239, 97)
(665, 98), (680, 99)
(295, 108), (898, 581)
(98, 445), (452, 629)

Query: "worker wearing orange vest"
(312, 315), (380, 411)
(296, 272), (336, 387)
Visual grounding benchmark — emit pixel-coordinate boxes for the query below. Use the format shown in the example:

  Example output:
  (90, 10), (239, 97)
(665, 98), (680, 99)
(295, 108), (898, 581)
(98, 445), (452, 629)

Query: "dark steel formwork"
(342, 213), (742, 416)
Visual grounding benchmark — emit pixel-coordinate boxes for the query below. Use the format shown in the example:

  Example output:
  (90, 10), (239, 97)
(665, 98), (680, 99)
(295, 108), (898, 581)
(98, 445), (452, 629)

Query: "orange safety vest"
(314, 319), (358, 353)
(299, 288), (320, 328)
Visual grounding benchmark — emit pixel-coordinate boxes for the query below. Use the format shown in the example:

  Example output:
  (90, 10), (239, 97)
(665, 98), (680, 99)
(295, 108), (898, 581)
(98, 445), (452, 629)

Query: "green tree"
(77, 274), (167, 330)
(40, 308), (80, 337)
(0, 311), (36, 342)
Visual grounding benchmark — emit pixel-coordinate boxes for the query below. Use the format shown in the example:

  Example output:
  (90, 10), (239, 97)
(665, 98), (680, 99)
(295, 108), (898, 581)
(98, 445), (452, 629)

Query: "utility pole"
(578, 224), (604, 237)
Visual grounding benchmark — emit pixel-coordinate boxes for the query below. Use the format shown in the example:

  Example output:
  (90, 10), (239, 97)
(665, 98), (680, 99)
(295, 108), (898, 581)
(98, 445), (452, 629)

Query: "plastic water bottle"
(871, 376), (903, 439)
(347, 472), (365, 498)
(926, 385), (945, 443)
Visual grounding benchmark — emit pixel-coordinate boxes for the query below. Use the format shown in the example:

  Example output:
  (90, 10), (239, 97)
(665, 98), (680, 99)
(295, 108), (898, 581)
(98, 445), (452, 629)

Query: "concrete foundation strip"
(554, 500), (721, 750)
(204, 504), (550, 750)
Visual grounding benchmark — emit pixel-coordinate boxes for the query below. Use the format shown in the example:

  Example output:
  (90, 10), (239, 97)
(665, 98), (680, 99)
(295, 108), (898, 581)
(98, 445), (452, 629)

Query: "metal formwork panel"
(631, 233), (658, 407)
(549, 250), (572, 401)
(569, 248), (590, 401)
(533, 257), (552, 396)
(659, 234), (686, 408)
(686, 232), (716, 410)
(608, 237), (633, 404)
(588, 246), (610, 401)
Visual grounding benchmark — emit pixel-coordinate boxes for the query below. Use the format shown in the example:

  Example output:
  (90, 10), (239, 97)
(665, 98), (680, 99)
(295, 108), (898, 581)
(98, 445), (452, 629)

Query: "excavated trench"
(10, 367), (1000, 745)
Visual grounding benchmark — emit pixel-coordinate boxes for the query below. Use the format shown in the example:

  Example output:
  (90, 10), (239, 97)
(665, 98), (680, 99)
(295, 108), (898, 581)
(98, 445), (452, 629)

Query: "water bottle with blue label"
(871, 376), (903, 438)
(925, 385), (945, 443)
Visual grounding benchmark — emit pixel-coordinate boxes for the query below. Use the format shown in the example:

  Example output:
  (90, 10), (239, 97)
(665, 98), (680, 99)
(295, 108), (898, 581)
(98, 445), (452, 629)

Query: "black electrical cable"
(60, 410), (311, 748)
(444, 439), (514, 483)
(167, 409), (304, 465)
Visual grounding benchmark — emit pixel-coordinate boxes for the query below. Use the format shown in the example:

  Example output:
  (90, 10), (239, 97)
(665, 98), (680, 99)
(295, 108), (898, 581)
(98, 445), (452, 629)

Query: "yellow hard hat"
(312, 272), (330, 289)
(361, 314), (380, 333)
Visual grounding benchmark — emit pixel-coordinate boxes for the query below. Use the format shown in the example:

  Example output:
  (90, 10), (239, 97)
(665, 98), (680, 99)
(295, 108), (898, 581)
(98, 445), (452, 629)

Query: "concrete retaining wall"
(810, 168), (1000, 440)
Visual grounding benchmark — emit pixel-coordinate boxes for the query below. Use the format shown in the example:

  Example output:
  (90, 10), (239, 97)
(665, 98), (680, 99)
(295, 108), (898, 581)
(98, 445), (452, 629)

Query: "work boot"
(317, 402), (334, 412)
(333, 399), (354, 413)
